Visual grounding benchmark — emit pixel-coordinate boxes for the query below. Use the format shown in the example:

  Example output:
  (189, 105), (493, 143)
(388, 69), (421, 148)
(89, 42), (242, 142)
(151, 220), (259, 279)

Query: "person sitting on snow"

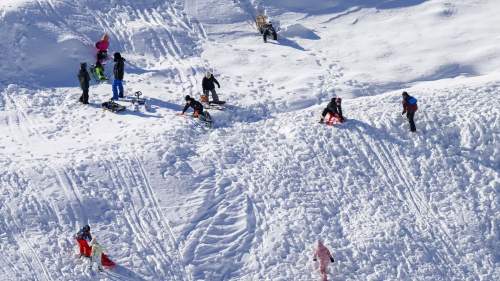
(202, 72), (221, 104)
(319, 97), (344, 123)
(95, 33), (109, 64)
(75, 225), (92, 257)
(89, 238), (105, 272)
(313, 239), (335, 281)
(181, 95), (204, 117)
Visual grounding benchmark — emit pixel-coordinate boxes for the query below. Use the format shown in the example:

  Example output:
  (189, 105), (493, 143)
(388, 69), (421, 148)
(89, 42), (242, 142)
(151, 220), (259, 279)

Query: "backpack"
(407, 97), (417, 105)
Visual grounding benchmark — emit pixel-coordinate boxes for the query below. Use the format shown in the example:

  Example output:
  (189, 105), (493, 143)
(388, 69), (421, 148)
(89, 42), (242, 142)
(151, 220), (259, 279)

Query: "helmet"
(83, 225), (90, 232)
(185, 95), (191, 101)
(205, 72), (211, 79)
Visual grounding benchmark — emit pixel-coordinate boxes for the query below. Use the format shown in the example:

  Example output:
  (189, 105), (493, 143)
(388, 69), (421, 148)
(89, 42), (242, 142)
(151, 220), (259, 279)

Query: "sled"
(102, 100), (126, 113)
(119, 91), (149, 111)
(325, 113), (344, 126)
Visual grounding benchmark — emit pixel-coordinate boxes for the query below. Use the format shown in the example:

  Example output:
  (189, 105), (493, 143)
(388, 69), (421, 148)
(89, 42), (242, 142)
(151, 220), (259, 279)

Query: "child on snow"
(89, 238), (105, 271)
(95, 33), (109, 64)
(75, 225), (92, 257)
(313, 240), (335, 281)
(401, 91), (418, 132)
(319, 97), (344, 123)
(202, 72), (221, 104)
(77, 63), (90, 104)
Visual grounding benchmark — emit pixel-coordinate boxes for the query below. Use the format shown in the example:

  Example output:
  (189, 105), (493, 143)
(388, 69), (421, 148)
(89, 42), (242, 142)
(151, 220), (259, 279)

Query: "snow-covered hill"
(0, 1), (498, 281)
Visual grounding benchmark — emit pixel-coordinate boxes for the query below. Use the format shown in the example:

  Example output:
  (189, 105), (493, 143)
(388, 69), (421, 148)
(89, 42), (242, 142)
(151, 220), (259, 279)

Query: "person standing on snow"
(313, 240), (335, 281)
(89, 238), (105, 271)
(112, 52), (126, 100)
(95, 33), (109, 64)
(78, 63), (91, 104)
(401, 91), (418, 132)
(202, 72), (221, 104)
(75, 225), (92, 257)
(319, 97), (344, 123)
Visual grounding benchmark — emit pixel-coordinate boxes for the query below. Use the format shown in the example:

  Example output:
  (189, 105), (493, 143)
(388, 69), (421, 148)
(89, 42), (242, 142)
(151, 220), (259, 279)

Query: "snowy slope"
(0, 0), (499, 281)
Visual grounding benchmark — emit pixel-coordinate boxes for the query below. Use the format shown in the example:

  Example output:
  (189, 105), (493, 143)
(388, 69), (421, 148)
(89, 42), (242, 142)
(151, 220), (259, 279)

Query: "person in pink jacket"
(95, 33), (109, 63)
(313, 240), (335, 281)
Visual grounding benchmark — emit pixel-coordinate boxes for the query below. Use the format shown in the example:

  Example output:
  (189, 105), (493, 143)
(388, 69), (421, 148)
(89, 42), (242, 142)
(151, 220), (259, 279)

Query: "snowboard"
(102, 100), (126, 113)
(203, 100), (226, 111)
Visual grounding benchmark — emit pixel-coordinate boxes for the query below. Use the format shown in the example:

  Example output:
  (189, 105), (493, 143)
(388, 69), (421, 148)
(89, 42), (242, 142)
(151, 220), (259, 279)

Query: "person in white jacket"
(89, 238), (105, 271)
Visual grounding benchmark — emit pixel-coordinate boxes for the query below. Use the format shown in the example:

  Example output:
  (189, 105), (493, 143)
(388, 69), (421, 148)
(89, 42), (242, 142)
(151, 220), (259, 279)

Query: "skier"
(401, 91), (418, 132)
(262, 22), (277, 43)
(89, 238), (105, 271)
(95, 33), (109, 63)
(202, 72), (221, 104)
(313, 240), (335, 281)
(112, 52), (125, 100)
(319, 97), (344, 123)
(77, 63), (90, 104)
(75, 225), (92, 257)
(181, 95), (204, 117)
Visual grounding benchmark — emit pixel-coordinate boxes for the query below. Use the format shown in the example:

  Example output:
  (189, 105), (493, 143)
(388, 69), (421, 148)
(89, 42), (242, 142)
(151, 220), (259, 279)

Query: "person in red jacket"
(95, 33), (110, 63)
(313, 240), (335, 281)
(401, 91), (418, 132)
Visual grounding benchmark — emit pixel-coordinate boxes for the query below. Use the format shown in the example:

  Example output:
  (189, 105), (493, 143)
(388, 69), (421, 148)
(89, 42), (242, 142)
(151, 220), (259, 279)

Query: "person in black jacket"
(78, 63), (90, 104)
(202, 72), (221, 103)
(181, 95), (204, 117)
(112, 52), (126, 100)
(262, 22), (277, 43)
(319, 97), (344, 123)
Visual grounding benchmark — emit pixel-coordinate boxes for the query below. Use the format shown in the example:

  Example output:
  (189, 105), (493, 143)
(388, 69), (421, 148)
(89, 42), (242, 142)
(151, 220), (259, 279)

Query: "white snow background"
(0, 0), (498, 280)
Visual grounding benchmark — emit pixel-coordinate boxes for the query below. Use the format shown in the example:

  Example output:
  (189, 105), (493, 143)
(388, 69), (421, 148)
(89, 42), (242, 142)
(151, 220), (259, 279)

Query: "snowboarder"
(313, 240), (335, 281)
(181, 95), (204, 117)
(94, 61), (107, 81)
(112, 52), (125, 100)
(262, 22), (277, 43)
(89, 238), (105, 271)
(202, 72), (221, 104)
(75, 225), (92, 257)
(77, 63), (90, 104)
(95, 33), (109, 64)
(401, 91), (417, 132)
(319, 97), (344, 123)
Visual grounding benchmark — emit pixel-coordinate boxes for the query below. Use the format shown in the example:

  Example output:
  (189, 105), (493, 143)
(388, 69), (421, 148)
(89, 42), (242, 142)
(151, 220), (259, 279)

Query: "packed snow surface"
(0, 0), (498, 280)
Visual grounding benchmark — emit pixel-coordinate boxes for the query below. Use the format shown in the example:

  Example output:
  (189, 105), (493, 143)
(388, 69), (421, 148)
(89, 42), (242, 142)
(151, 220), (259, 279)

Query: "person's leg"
(210, 89), (219, 103)
(407, 111), (416, 132)
(83, 88), (89, 104)
(96, 253), (103, 270)
(320, 262), (328, 281)
(118, 80), (124, 98)
(112, 80), (119, 100)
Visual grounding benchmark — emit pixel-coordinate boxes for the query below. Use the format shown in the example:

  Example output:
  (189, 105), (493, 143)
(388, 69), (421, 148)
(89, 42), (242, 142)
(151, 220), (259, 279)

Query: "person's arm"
(402, 100), (407, 115)
(213, 77), (220, 88)
(182, 103), (190, 114)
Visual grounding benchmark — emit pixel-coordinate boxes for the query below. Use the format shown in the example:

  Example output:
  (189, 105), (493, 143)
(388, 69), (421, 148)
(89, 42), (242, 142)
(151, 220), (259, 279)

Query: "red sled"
(76, 239), (116, 268)
(325, 113), (344, 126)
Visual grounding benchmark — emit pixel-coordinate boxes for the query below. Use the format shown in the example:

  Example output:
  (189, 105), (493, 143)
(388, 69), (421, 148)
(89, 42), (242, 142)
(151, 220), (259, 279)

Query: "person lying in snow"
(319, 97), (344, 123)
(313, 240), (335, 281)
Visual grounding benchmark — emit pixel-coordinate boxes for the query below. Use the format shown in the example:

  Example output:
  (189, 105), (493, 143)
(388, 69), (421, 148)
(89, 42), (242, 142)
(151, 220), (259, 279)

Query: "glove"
(218, 85), (220, 88)
(330, 257), (334, 262)
(401, 111), (405, 116)
(313, 258), (317, 262)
